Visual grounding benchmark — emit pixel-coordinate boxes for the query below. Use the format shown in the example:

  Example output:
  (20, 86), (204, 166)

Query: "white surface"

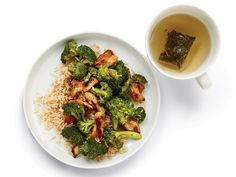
(0, 0), (235, 176)
(23, 33), (160, 168)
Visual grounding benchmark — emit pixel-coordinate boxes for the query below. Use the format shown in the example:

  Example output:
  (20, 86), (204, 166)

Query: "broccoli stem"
(113, 131), (142, 140)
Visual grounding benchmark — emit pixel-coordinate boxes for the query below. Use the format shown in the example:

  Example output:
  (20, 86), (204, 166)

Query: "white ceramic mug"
(146, 5), (220, 89)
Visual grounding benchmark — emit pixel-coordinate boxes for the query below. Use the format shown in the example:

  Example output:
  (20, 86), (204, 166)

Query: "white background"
(0, 0), (235, 176)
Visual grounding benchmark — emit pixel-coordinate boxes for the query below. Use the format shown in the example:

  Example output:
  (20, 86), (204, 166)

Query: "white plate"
(23, 33), (160, 169)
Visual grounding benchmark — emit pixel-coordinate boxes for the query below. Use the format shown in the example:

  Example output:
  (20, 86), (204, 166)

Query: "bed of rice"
(34, 44), (127, 160)
(35, 65), (71, 131)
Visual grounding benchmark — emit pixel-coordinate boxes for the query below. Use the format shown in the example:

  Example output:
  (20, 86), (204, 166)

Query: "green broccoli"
(104, 129), (142, 149)
(112, 130), (142, 139)
(89, 67), (98, 76)
(119, 78), (131, 99)
(109, 69), (121, 80)
(97, 65), (112, 80)
(83, 67), (98, 83)
(61, 126), (85, 146)
(91, 82), (112, 104)
(132, 107), (146, 123)
(131, 74), (148, 85)
(106, 78), (121, 95)
(60, 42), (96, 66)
(112, 60), (129, 83)
(83, 72), (92, 83)
(80, 139), (108, 160)
(77, 119), (95, 134)
(97, 65), (121, 94)
(105, 97), (146, 129)
(62, 103), (85, 121)
(61, 39), (78, 64)
(77, 45), (96, 66)
(103, 129), (124, 149)
(67, 61), (88, 80)
(105, 97), (134, 130)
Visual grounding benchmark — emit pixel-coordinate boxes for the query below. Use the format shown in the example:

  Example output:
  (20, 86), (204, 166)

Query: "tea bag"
(159, 30), (195, 69)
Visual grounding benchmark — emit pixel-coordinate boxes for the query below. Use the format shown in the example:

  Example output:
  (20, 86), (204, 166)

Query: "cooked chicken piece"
(65, 77), (84, 97)
(84, 92), (106, 114)
(129, 82), (145, 102)
(84, 77), (98, 92)
(123, 120), (141, 133)
(64, 115), (77, 124)
(68, 92), (105, 113)
(83, 92), (106, 114)
(71, 145), (80, 158)
(68, 97), (94, 109)
(96, 104), (105, 114)
(84, 92), (98, 105)
(71, 80), (84, 97)
(96, 50), (118, 68)
(84, 107), (96, 118)
(89, 112), (105, 142)
(94, 112), (103, 119)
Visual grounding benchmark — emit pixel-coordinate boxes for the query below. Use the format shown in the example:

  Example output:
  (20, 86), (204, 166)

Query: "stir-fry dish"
(37, 39), (148, 160)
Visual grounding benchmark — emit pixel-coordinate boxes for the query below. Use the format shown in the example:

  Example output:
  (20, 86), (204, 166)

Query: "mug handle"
(196, 73), (212, 89)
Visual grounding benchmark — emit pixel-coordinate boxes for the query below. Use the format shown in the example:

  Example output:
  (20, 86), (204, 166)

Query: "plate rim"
(22, 32), (161, 169)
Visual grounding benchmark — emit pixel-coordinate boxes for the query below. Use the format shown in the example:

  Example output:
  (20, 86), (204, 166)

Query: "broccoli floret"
(83, 67), (98, 83)
(83, 72), (92, 83)
(61, 42), (96, 66)
(89, 67), (98, 76)
(105, 97), (134, 130)
(68, 61), (88, 80)
(61, 39), (78, 64)
(80, 139), (108, 160)
(77, 45), (96, 66)
(103, 129), (123, 149)
(77, 119), (95, 134)
(106, 78), (121, 95)
(97, 65), (121, 94)
(131, 74), (148, 85)
(97, 65), (111, 80)
(112, 130), (142, 139)
(91, 82), (112, 104)
(112, 60), (129, 83)
(61, 126), (85, 146)
(104, 129), (142, 149)
(119, 78), (131, 99)
(109, 69), (121, 80)
(132, 107), (146, 123)
(62, 103), (85, 121)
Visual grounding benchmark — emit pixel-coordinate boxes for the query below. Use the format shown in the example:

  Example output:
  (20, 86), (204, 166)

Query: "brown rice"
(35, 65), (71, 131)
